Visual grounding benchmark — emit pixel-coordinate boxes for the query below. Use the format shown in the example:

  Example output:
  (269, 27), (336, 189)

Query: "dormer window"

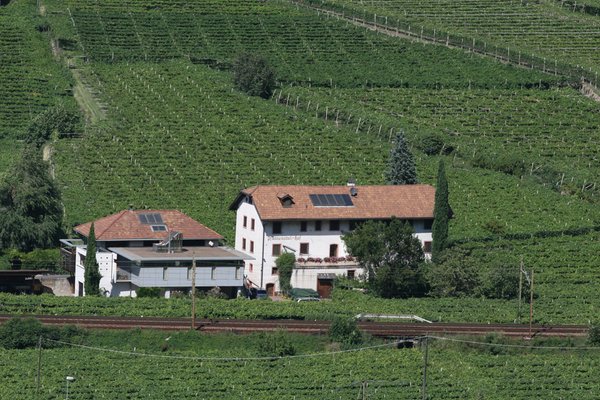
(277, 193), (294, 208)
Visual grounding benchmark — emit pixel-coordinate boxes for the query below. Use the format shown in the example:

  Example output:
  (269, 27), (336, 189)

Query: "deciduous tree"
(233, 53), (276, 99)
(343, 218), (426, 298)
(0, 147), (63, 251)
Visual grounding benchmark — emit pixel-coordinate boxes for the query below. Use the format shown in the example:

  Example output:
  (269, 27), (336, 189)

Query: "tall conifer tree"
(84, 223), (102, 296)
(386, 131), (418, 185)
(432, 160), (450, 263)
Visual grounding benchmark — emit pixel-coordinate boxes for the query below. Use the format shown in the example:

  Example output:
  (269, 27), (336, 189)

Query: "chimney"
(347, 177), (356, 187)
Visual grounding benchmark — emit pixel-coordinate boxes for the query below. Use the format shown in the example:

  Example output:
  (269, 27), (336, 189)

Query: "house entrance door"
(266, 283), (275, 297)
(317, 278), (333, 298)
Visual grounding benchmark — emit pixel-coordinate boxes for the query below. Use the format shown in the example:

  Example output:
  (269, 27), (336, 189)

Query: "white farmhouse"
(61, 209), (250, 298)
(230, 184), (435, 298)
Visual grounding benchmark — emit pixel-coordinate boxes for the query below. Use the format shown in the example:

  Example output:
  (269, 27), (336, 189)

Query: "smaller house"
(230, 184), (436, 297)
(62, 209), (250, 298)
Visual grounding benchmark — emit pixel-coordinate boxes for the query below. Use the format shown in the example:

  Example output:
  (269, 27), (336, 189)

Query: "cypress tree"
(84, 223), (102, 296)
(386, 131), (418, 185)
(432, 159), (450, 263)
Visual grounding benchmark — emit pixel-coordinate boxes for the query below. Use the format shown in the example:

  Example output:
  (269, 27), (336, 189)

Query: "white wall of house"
(234, 203), (433, 294)
(292, 266), (365, 291)
(74, 247), (124, 297)
(235, 201), (265, 289)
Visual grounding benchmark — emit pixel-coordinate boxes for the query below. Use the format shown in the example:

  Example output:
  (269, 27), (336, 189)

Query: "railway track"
(0, 314), (588, 338)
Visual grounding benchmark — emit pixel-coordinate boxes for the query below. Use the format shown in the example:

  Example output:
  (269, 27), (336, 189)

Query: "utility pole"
(422, 337), (429, 400)
(191, 253), (196, 330)
(529, 269), (534, 338)
(36, 336), (42, 395)
(518, 257), (523, 323)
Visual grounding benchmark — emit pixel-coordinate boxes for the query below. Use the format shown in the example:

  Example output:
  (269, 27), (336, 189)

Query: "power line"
(427, 335), (599, 350)
(43, 337), (414, 361)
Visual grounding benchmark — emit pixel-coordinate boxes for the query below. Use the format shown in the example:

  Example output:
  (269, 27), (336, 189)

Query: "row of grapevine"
(0, 8), (75, 140)
(53, 60), (389, 232)
(2, 337), (600, 399)
(43, 0), (563, 89)
(302, 0), (600, 79)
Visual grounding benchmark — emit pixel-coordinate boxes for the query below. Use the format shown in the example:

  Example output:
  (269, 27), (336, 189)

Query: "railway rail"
(0, 314), (588, 338)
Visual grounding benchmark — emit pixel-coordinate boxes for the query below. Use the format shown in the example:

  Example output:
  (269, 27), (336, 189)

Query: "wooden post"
(191, 253), (196, 330)
(36, 336), (42, 394)
(422, 337), (429, 400)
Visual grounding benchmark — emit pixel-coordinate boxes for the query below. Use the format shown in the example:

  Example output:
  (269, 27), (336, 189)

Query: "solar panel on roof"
(139, 213), (163, 224)
(309, 194), (353, 207)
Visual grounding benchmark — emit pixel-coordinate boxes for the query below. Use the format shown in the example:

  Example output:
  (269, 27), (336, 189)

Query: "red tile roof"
(74, 210), (223, 241)
(232, 185), (435, 221)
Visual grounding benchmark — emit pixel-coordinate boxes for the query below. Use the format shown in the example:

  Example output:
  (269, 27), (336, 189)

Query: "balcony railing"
(295, 256), (359, 269)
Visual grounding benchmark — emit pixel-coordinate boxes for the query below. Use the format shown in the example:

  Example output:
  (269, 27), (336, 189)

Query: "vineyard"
(0, 0), (598, 327)
(0, 3), (75, 141)
(42, 0), (563, 89)
(307, 0), (600, 77)
(1, 331), (600, 399)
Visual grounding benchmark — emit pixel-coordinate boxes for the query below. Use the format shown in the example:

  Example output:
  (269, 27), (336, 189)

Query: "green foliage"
(432, 159), (449, 263)
(385, 130), (418, 184)
(233, 53), (276, 99)
(24, 102), (80, 147)
(588, 326), (600, 346)
(472, 151), (527, 177)
(418, 133), (454, 156)
(328, 316), (363, 346)
(84, 223), (101, 296)
(425, 249), (481, 297)
(316, 0), (599, 77)
(256, 330), (296, 357)
(275, 253), (295, 294)
(479, 262), (521, 300)
(343, 218), (426, 298)
(0, 146), (63, 252)
(4, 248), (60, 271)
(137, 287), (162, 298)
(0, 317), (85, 349)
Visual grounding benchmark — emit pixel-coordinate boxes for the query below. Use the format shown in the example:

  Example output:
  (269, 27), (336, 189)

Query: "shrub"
(233, 53), (276, 99)
(328, 316), (363, 346)
(137, 287), (162, 298)
(275, 253), (295, 295)
(419, 134), (454, 156)
(588, 325), (600, 346)
(0, 317), (86, 349)
(256, 330), (296, 357)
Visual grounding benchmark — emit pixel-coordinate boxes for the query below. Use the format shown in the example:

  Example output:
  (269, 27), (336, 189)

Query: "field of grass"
(1, 328), (599, 399)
